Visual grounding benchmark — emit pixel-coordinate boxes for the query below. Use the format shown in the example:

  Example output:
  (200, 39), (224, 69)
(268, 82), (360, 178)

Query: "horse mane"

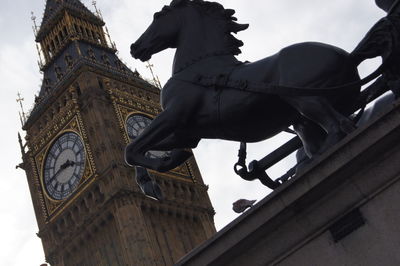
(156, 0), (249, 55)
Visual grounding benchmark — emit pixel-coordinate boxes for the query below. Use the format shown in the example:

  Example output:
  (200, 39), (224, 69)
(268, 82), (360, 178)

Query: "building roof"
(36, 0), (104, 41)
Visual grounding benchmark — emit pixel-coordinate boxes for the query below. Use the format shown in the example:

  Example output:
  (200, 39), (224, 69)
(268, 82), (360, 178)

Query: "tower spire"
(104, 25), (117, 50)
(31, 11), (38, 37)
(16, 92), (27, 126)
(92, 1), (103, 20)
(146, 61), (162, 89)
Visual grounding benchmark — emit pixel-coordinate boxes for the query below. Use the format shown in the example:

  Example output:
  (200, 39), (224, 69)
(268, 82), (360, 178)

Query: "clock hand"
(47, 160), (76, 184)
(47, 168), (63, 184)
(60, 159), (75, 169)
(67, 160), (75, 168)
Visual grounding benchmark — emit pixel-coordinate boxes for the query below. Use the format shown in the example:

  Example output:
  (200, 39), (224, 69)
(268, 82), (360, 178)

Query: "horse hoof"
(141, 180), (163, 200)
(135, 167), (163, 200)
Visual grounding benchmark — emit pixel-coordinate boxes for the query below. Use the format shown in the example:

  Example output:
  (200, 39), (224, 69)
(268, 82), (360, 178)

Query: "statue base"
(176, 98), (400, 265)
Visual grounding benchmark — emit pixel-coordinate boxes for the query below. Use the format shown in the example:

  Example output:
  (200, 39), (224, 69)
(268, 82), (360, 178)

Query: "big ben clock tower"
(19, 0), (216, 265)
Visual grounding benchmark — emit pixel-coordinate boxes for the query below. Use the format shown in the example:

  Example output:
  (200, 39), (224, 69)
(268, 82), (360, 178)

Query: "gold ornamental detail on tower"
(33, 115), (96, 221)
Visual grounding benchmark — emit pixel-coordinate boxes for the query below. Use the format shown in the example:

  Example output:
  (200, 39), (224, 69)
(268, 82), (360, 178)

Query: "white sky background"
(0, 0), (385, 265)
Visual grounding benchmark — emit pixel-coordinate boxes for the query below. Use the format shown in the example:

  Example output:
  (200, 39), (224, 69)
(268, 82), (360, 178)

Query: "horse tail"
(357, 64), (385, 86)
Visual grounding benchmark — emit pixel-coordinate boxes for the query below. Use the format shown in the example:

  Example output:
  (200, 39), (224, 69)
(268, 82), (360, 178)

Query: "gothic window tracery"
(72, 24), (78, 35)
(101, 53), (110, 66)
(87, 48), (96, 60)
(43, 78), (52, 93)
(54, 64), (64, 80)
(65, 54), (74, 68)
(62, 26), (68, 38)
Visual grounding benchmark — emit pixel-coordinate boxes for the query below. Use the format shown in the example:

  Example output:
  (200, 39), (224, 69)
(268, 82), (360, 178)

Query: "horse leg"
(292, 119), (327, 175)
(283, 96), (355, 155)
(151, 133), (200, 150)
(135, 166), (163, 200)
(293, 119), (326, 158)
(125, 110), (191, 172)
(148, 134), (200, 171)
(132, 135), (200, 200)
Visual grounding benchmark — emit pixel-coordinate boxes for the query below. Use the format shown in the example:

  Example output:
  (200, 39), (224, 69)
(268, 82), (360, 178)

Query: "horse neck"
(172, 9), (234, 74)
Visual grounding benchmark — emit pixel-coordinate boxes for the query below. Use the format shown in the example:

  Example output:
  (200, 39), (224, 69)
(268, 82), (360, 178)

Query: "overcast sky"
(0, 0), (385, 265)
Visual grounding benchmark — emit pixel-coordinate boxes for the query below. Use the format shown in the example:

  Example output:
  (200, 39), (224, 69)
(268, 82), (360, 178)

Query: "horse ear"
(224, 9), (236, 17)
(228, 22), (250, 34)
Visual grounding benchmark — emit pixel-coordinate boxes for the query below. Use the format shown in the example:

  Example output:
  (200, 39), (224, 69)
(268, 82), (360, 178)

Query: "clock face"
(43, 132), (86, 200)
(126, 114), (170, 159)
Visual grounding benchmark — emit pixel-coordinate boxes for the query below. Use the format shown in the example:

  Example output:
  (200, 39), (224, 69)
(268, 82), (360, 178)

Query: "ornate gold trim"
(31, 102), (76, 154)
(48, 176), (97, 223)
(29, 155), (49, 219)
(34, 115), (96, 219)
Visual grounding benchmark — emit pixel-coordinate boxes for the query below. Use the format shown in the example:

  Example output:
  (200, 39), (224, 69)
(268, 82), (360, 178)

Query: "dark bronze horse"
(125, 0), (364, 173)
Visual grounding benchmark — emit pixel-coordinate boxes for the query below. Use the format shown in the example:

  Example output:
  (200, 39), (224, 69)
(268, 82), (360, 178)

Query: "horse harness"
(171, 63), (384, 97)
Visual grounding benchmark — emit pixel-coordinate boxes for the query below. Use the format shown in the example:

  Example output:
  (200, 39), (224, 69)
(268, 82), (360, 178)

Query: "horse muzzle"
(130, 42), (139, 58)
(130, 42), (152, 61)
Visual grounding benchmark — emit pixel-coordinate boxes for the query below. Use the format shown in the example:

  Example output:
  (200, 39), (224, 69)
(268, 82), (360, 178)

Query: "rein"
(173, 51), (235, 74)
(173, 63), (385, 97)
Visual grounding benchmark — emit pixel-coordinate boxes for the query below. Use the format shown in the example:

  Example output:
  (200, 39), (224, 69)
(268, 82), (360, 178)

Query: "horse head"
(130, 1), (185, 61)
(131, 0), (249, 70)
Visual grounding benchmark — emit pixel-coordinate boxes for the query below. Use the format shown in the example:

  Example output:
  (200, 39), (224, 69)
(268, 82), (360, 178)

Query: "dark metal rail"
(235, 76), (396, 189)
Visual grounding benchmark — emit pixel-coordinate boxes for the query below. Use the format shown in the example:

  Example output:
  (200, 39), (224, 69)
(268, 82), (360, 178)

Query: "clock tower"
(20, 0), (216, 265)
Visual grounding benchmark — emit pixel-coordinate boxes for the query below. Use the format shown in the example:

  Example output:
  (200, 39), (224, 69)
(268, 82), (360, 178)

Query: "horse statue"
(125, 0), (400, 194)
